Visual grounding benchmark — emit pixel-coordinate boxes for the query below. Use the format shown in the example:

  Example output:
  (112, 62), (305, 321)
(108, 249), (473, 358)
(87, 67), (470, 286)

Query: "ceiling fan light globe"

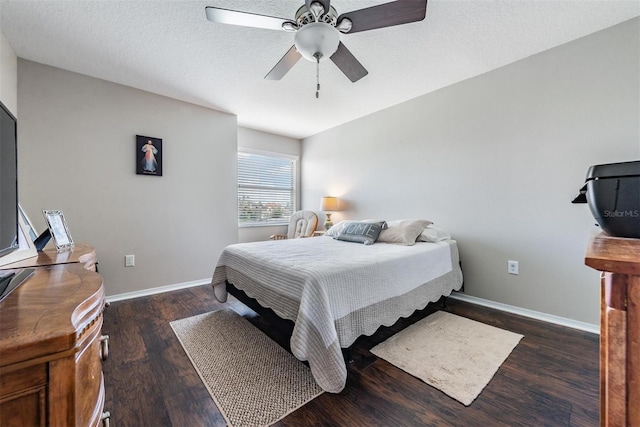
(294, 22), (340, 62)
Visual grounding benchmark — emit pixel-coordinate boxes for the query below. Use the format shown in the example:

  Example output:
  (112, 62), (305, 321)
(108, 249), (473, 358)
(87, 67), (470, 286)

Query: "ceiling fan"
(205, 0), (428, 96)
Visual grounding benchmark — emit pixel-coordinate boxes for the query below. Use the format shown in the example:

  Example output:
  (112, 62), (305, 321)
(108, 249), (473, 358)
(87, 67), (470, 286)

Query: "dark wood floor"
(102, 285), (599, 426)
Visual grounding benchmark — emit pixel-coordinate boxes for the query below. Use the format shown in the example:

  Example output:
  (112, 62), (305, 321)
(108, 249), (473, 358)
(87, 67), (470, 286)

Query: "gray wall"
(0, 24), (17, 114)
(17, 60), (238, 297)
(302, 18), (640, 326)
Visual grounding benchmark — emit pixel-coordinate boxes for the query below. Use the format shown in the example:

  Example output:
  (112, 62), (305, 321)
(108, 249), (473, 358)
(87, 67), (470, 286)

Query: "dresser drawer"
(0, 364), (48, 427)
(76, 314), (105, 427)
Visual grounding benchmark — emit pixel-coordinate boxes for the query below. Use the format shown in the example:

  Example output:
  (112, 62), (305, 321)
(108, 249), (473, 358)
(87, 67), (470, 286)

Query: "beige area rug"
(170, 310), (323, 427)
(371, 310), (523, 406)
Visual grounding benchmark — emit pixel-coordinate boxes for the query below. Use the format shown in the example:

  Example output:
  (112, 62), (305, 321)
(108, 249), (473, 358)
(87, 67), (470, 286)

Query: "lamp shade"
(320, 196), (339, 211)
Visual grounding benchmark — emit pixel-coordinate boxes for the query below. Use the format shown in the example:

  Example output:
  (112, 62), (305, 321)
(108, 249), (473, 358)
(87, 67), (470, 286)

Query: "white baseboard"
(106, 278), (210, 303)
(449, 292), (599, 335)
(106, 280), (600, 335)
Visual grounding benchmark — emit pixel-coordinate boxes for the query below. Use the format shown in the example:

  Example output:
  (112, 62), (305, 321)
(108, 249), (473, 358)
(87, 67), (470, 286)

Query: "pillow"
(325, 219), (387, 237)
(418, 225), (452, 242)
(324, 220), (352, 237)
(377, 219), (433, 245)
(334, 221), (386, 245)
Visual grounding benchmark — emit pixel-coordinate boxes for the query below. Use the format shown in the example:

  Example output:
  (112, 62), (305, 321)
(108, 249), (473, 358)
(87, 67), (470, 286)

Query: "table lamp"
(320, 196), (339, 230)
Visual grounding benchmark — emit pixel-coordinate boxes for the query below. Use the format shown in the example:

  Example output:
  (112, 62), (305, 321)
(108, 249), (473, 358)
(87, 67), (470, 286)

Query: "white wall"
(237, 127), (302, 243)
(302, 18), (640, 325)
(17, 60), (238, 297)
(0, 24), (17, 115)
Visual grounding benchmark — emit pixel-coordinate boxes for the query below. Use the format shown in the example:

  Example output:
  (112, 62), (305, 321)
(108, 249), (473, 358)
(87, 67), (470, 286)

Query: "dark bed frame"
(224, 264), (464, 365)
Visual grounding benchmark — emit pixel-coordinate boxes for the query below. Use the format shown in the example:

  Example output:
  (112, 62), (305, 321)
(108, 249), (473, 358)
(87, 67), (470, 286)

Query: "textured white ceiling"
(1, 0), (638, 139)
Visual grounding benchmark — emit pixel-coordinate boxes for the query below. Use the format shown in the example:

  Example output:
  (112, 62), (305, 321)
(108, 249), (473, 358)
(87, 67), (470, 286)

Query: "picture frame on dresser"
(43, 210), (74, 251)
(18, 204), (37, 242)
(0, 216), (37, 267)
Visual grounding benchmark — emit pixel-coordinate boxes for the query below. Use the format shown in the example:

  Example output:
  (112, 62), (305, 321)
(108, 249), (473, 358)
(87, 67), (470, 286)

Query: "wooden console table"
(0, 245), (109, 426)
(585, 233), (640, 427)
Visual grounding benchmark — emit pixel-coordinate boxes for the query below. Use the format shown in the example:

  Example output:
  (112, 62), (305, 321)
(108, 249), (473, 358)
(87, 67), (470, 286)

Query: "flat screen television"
(0, 100), (18, 258)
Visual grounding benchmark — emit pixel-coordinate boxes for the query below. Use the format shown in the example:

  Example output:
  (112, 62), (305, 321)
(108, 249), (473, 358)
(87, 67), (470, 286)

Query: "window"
(238, 150), (297, 227)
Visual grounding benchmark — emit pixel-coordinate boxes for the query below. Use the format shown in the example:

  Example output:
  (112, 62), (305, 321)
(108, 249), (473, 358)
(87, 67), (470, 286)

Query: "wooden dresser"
(585, 232), (640, 427)
(0, 244), (110, 426)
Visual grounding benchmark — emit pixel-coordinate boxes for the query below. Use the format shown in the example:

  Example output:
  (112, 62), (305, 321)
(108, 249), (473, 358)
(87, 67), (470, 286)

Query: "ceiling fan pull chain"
(315, 53), (321, 99)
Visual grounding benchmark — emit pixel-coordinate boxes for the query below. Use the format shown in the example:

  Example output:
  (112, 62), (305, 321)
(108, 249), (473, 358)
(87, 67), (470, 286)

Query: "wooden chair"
(270, 210), (318, 240)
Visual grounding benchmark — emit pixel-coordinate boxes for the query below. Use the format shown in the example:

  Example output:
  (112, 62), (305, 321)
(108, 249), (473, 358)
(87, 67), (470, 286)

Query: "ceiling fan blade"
(337, 0), (427, 34)
(205, 6), (293, 31)
(305, 0), (331, 17)
(330, 42), (368, 83)
(265, 46), (302, 80)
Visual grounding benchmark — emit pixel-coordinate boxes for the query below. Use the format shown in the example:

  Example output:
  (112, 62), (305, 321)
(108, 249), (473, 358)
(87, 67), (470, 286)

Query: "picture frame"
(43, 210), (74, 251)
(0, 214), (38, 267)
(18, 203), (38, 242)
(18, 203), (51, 252)
(136, 135), (163, 176)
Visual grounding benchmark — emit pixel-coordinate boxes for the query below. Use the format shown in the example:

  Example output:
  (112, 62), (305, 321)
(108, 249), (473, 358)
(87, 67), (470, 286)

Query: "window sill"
(238, 223), (288, 228)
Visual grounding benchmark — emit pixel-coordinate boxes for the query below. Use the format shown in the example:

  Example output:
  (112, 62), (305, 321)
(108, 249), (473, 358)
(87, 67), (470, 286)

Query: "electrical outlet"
(125, 254), (135, 267)
(508, 260), (519, 275)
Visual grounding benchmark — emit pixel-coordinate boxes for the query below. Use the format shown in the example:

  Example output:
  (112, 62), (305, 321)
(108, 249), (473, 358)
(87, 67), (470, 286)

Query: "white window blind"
(238, 151), (297, 227)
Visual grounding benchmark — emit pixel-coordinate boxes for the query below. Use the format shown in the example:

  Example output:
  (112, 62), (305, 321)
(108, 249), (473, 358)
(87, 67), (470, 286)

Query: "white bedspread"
(211, 236), (463, 393)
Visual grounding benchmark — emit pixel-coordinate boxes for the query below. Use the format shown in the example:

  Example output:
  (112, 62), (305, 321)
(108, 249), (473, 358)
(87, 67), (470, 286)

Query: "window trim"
(237, 148), (299, 228)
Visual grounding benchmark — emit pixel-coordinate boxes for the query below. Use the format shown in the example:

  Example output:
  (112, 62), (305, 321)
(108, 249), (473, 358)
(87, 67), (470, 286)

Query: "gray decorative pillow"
(324, 220), (352, 237)
(334, 221), (386, 245)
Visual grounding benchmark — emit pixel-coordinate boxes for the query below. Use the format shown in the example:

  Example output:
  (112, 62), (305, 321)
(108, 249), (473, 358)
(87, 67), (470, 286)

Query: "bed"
(211, 228), (463, 393)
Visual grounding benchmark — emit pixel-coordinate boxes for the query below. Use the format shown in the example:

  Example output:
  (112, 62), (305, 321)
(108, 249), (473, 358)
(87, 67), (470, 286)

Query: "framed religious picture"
(43, 210), (74, 251)
(136, 135), (163, 176)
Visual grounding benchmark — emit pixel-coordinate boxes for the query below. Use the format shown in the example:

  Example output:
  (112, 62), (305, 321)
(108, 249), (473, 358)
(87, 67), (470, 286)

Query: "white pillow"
(418, 225), (452, 242)
(377, 219), (432, 245)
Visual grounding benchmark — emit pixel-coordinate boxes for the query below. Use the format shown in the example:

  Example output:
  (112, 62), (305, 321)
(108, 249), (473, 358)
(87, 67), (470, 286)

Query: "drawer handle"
(101, 411), (111, 427)
(100, 335), (110, 361)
